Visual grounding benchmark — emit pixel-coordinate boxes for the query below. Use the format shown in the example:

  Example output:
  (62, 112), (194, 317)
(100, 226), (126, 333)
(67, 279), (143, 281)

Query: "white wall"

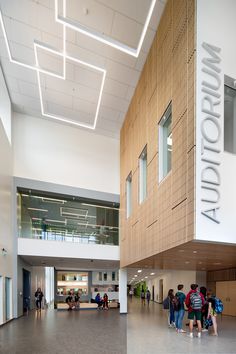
(0, 65), (13, 324)
(13, 113), (120, 194)
(146, 270), (206, 303)
(196, 0), (236, 243)
(18, 238), (120, 261)
(0, 67), (11, 144)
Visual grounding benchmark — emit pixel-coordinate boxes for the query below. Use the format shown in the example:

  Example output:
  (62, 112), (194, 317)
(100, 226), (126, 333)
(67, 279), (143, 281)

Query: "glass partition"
(17, 189), (119, 245)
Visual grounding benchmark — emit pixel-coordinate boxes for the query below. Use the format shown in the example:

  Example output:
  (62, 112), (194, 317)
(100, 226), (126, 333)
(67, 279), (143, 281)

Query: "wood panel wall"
(120, 0), (196, 267)
(207, 269), (236, 295)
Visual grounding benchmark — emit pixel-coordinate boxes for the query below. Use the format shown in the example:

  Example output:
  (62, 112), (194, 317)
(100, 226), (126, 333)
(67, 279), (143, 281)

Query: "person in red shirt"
(185, 284), (205, 338)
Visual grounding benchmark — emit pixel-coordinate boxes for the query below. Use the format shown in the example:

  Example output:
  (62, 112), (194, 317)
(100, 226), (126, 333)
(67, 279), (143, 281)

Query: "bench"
(57, 302), (98, 310)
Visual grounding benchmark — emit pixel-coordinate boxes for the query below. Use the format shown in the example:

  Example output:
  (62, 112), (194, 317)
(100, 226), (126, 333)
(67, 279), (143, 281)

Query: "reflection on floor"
(127, 297), (236, 354)
(1, 299), (236, 354)
(0, 308), (127, 354)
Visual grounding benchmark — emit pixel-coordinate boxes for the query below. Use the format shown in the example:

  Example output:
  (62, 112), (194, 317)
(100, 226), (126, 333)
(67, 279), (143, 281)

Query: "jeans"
(169, 306), (175, 324)
(175, 309), (185, 329)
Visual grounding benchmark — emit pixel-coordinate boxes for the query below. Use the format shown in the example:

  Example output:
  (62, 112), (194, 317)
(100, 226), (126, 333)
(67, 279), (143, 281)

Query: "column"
(119, 268), (127, 314)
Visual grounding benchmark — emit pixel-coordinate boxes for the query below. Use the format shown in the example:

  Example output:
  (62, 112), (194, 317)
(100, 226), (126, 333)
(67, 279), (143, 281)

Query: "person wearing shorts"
(185, 284), (205, 338)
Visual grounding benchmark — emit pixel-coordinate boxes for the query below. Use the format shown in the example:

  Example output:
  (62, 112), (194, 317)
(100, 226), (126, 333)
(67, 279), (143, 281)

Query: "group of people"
(136, 287), (151, 306)
(95, 292), (109, 310)
(66, 290), (80, 310)
(166, 284), (219, 337)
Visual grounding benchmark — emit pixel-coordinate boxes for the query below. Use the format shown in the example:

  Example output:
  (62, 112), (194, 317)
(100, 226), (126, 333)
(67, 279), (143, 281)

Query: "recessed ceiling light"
(193, 251), (197, 254)
(138, 270), (142, 273)
(145, 276), (148, 279)
(185, 261), (190, 264)
(150, 273), (155, 275)
(134, 275), (138, 277)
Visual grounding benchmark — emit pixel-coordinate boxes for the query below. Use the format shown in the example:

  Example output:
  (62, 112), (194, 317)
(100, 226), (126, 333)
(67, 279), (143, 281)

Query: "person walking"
(146, 289), (151, 306)
(35, 287), (44, 311)
(175, 284), (186, 333)
(141, 287), (145, 306)
(185, 284), (204, 338)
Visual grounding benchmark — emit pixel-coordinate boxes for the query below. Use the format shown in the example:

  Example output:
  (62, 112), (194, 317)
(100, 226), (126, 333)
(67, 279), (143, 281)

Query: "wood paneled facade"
(120, 0), (196, 268)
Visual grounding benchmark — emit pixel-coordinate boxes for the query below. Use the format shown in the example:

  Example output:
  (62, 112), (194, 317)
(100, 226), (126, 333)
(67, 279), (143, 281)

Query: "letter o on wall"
(201, 116), (221, 143)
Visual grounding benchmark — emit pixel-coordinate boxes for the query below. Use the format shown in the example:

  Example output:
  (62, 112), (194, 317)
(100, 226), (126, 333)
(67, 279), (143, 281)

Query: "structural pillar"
(119, 268), (127, 314)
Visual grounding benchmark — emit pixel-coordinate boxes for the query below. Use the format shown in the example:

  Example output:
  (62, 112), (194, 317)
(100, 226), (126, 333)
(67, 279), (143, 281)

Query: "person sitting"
(74, 292), (80, 309)
(66, 291), (75, 310)
(103, 293), (109, 310)
(95, 293), (103, 309)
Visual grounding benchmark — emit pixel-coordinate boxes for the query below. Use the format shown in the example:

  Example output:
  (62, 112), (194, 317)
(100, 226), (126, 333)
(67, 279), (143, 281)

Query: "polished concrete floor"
(1, 299), (236, 354)
(0, 308), (127, 354)
(127, 298), (236, 354)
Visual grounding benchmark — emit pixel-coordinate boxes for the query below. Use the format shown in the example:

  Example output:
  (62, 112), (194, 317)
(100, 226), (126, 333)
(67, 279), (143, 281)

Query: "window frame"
(158, 102), (172, 182)
(138, 145), (147, 204)
(126, 172), (132, 218)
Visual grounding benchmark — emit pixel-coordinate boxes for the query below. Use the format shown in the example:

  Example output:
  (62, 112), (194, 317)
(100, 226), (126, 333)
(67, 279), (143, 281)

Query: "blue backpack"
(214, 297), (223, 314)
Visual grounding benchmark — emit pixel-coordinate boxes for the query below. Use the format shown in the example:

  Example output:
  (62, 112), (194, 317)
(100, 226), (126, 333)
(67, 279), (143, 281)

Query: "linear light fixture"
(42, 197), (66, 204)
(28, 208), (48, 212)
(0, 0), (106, 130)
(46, 218), (66, 224)
(81, 203), (118, 211)
(55, 0), (157, 58)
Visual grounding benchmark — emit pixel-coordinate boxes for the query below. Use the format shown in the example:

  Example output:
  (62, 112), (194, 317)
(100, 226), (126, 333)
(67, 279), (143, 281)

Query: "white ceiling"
(0, 0), (166, 139)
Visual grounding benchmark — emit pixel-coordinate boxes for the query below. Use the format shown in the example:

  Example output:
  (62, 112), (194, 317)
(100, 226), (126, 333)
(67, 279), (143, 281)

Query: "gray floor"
(0, 308), (127, 354)
(1, 300), (236, 354)
(127, 298), (236, 354)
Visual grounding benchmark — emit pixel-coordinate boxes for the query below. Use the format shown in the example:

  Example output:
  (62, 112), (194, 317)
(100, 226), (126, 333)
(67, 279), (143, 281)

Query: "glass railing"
(18, 222), (119, 245)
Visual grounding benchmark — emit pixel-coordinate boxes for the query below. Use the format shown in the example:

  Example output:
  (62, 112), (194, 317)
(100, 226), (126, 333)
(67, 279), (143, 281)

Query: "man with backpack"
(174, 284), (186, 333)
(185, 284), (205, 338)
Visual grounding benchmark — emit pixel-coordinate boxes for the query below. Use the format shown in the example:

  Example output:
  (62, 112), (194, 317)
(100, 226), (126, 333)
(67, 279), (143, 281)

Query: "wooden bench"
(57, 302), (98, 310)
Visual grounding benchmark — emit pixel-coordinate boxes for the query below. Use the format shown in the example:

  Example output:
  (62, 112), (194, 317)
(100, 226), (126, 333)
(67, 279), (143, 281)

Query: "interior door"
(216, 280), (236, 316)
(23, 269), (31, 313)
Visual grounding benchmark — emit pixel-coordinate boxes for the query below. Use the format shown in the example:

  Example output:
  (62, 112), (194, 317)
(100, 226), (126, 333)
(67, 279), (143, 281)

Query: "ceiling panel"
(65, 0), (114, 36)
(0, 0), (166, 138)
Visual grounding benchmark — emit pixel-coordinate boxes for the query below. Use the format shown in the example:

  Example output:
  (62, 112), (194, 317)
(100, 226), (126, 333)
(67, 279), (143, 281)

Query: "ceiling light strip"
(0, 3), (106, 129)
(0, 9), (65, 79)
(55, 0), (157, 58)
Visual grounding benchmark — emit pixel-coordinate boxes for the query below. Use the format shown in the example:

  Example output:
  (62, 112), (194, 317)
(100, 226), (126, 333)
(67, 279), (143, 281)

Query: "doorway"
(152, 285), (155, 302)
(159, 279), (163, 303)
(5, 277), (12, 321)
(23, 269), (31, 313)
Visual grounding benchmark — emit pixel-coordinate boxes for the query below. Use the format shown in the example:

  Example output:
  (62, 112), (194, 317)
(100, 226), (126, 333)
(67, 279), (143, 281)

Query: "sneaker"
(188, 332), (193, 338)
(202, 328), (208, 332)
(197, 332), (201, 338)
(179, 329), (186, 333)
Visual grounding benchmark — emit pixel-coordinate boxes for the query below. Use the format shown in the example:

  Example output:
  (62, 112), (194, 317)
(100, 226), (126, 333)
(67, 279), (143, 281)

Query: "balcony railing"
(18, 222), (119, 246)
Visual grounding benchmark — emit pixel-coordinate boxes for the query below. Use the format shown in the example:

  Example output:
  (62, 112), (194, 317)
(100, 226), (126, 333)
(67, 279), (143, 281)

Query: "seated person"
(103, 293), (109, 310)
(74, 292), (80, 309)
(95, 293), (103, 309)
(66, 291), (75, 310)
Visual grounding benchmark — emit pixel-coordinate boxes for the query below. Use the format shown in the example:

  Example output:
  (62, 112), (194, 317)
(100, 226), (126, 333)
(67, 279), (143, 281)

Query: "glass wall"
(17, 189), (119, 245)
(224, 76), (236, 154)
(57, 271), (88, 297)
